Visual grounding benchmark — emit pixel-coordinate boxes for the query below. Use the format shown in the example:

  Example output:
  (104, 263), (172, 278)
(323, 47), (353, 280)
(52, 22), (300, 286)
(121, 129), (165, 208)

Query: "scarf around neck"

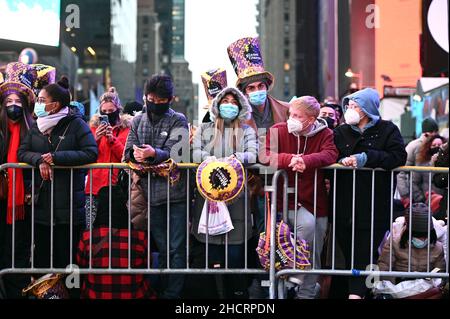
(6, 121), (25, 224)
(37, 107), (69, 134)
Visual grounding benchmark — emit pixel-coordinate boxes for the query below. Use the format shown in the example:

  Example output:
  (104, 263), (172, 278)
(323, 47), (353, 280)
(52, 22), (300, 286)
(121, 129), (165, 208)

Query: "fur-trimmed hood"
(89, 113), (133, 129)
(209, 87), (252, 122)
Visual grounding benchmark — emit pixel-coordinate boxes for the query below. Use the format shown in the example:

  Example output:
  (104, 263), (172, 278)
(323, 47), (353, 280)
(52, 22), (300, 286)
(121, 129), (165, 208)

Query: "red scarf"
(7, 121), (25, 224)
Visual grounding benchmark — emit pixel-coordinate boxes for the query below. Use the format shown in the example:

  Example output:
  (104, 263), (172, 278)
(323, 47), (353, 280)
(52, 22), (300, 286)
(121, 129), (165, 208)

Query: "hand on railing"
(288, 155), (306, 173)
(39, 162), (53, 181)
(133, 144), (156, 163)
(341, 156), (358, 168)
(41, 153), (54, 166)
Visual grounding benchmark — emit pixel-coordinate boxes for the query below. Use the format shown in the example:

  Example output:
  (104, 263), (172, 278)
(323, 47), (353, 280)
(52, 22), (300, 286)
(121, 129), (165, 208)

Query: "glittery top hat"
(0, 62), (37, 105)
(31, 64), (56, 96)
(201, 68), (228, 104)
(227, 37), (274, 90)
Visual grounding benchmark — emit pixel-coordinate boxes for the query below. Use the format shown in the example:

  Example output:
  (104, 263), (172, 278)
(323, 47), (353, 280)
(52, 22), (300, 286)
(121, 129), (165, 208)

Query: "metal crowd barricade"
(271, 164), (449, 299)
(0, 163), (448, 299)
(0, 163), (268, 291)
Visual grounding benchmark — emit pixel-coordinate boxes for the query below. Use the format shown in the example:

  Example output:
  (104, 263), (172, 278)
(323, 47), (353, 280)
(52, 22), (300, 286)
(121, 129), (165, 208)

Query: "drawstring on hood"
(294, 117), (328, 155)
(296, 135), (308, 155)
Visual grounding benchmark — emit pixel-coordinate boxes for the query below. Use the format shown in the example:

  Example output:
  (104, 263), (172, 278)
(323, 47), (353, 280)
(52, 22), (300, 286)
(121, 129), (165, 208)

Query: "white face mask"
(344, 108), (362, 125)
(287, 117), (309, 135)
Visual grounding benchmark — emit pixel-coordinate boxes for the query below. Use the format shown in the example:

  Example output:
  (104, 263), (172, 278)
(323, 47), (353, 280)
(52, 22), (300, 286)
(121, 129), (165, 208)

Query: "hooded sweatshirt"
(264, 118), (338, 217)
(193, 87), (258, 165)
(341, 88), (382, 167)
(342, 88), (381, 124)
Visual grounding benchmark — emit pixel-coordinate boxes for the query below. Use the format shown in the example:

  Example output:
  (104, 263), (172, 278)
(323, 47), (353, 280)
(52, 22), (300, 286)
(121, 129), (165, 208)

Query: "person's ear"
(44, 101), (55, 112)
(48, 101), (61, 114)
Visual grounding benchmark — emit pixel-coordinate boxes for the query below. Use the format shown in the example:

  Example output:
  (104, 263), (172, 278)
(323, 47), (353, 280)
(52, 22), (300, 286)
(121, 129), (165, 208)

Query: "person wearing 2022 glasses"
(123, 75), (189, 299)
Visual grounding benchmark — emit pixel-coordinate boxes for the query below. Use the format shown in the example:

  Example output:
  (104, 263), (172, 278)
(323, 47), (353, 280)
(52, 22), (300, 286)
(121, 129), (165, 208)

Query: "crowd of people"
(0, 37), (448, 300)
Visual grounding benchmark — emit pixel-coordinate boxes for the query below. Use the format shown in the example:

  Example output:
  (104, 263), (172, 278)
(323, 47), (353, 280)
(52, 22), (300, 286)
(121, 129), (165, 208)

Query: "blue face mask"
(411, 237), (428, 249)
(34, 102), (49, 118)
(248, 90), (268, 106)
(219, 103), (239, 121)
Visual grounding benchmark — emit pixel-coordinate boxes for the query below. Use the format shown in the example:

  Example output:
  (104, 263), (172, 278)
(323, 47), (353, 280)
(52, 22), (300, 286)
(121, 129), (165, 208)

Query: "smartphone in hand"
(99, 115), (109, 126)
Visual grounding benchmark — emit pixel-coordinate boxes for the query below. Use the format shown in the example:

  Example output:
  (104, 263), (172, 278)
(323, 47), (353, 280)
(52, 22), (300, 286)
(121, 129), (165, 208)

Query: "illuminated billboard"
(0, 0), (61, 47)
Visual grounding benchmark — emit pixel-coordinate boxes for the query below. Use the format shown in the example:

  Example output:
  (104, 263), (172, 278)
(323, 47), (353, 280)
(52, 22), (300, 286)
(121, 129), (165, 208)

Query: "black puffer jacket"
(433, 143), (448, 219)
(333, 120), (407, 229)
(18, 111), (98, 226)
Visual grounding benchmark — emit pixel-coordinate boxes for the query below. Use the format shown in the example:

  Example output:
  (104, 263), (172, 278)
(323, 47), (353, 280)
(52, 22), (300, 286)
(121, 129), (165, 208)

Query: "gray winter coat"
(191, 87), (258, 245)
(396, 136), (424, 200)
(397, 136), (444, 202)
(123, 109), (189, 207)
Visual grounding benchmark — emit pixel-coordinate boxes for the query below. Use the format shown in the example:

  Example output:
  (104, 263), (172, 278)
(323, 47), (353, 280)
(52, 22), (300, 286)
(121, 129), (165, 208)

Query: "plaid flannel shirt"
(76, 228), (155, 299)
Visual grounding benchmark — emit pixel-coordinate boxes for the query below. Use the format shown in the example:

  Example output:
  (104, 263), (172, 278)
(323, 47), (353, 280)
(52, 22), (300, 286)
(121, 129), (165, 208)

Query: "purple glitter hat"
(201, 68), (228, 104)
(31, 64), (56, 96)
(0, 62), (37, 105)
(227, 37), (274, 90)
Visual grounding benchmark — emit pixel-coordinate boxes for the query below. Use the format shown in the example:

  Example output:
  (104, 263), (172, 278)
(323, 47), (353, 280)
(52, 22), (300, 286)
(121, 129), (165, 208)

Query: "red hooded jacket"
(85, 115), (131, 196)
(264, 119), (338, 217)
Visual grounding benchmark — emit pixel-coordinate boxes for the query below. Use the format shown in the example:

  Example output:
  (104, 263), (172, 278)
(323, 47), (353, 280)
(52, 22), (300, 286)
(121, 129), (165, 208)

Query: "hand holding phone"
(95, 116), (110, 141)
(99, 115), (110, 126)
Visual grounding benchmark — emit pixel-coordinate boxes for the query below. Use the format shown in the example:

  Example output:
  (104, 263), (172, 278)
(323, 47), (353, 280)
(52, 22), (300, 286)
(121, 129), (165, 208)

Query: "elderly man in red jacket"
(264, 96), (338, 299)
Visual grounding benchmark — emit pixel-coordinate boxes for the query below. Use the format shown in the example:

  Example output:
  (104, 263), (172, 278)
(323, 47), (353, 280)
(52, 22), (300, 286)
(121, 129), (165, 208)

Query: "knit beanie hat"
(405, 203), (433, 233)
(99, 87), (122, 110)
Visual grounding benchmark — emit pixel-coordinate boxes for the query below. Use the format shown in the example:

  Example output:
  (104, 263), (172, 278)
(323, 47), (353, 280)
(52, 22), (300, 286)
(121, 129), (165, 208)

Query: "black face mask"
(146, 101), (170, 116)
(6, 105), (24, 121)
(100, 110), (120, 126)
(429, 147), (440, 156)
(322, 116), (336, 129)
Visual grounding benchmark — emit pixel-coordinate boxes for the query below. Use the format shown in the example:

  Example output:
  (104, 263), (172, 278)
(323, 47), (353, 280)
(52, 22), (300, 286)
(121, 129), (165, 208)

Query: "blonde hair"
(209, 117), (243, 151)
(99, 87), (122, 110)
(290, 96), (320, 118)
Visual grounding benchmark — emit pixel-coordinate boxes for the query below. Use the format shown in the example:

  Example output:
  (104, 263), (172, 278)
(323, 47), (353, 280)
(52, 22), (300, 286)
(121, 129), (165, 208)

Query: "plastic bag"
(372, 278), (442, 299)
(198, 200), (234, 236)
